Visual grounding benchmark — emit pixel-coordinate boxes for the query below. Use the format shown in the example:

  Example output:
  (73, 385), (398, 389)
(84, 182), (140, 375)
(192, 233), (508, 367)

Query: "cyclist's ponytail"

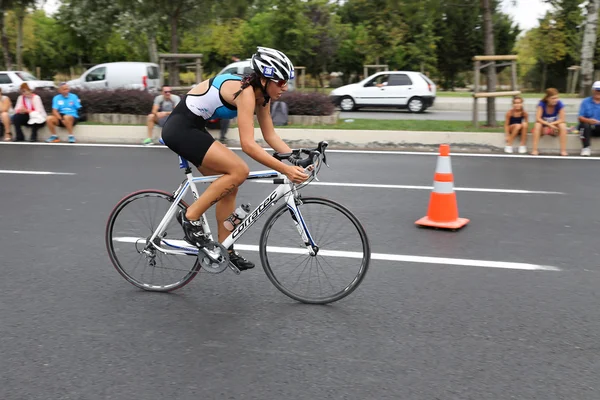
(233, 72), (270, 106)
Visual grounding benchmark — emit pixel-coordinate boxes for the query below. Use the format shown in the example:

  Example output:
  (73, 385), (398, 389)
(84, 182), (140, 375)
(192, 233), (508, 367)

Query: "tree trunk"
(168, 13), (180, 86)
(580, 0), (600, 98)
(542, 62), (548, 92)
(16, 11), (24, 70)
(0, 11), (11, 70)
(147, 31), (158, 64)
(481, 0), (496, 127)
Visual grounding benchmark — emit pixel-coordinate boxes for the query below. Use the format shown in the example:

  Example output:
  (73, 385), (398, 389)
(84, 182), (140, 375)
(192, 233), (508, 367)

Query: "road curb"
(11, 124), (598, 154)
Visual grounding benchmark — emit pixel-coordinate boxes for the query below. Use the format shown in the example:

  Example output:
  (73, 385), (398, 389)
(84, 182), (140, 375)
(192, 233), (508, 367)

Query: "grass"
(232, 119), (508, 132)
(436, 91), (580, 99)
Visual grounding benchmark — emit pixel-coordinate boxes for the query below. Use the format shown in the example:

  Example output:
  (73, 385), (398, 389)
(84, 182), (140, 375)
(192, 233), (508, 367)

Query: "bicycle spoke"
(107, 191), (200, 292)
(261, 197), (370, 304)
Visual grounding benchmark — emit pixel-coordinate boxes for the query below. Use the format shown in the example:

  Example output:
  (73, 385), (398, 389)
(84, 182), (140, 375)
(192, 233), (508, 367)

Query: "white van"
(67, 62), (160, 91)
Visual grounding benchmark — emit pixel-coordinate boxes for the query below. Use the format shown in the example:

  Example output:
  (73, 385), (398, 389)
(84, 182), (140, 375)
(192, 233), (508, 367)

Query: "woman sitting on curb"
(503, 95), (529, 154)
(13, 83), (47, 142)
(530, 88), (568, 156)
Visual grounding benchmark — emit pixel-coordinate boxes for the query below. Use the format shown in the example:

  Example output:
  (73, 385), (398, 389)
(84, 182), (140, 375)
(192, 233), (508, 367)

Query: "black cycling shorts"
(161, 99), (215, 168)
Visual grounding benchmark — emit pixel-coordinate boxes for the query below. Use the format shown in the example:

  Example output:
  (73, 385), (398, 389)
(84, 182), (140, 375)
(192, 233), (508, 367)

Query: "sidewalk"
(11, 124), (597, 154)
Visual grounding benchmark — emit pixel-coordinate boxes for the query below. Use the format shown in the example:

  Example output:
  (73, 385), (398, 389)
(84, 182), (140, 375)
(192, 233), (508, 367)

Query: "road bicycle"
(105, 141), (371, 304)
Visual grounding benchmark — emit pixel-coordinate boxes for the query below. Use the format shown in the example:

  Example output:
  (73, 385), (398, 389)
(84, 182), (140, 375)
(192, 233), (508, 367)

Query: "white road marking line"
(232, 244), (560, 271)
(252, 180), (564, 194)
(326, 150), (600, 160)
(113, 237), (560, 271)
(2, 141), (600, 160)
(0, 169), (75, 175)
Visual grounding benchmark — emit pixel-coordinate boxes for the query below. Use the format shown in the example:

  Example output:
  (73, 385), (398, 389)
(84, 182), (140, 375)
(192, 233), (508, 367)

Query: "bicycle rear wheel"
(259, 197), (370, 304)
(105, 189), (201, 292)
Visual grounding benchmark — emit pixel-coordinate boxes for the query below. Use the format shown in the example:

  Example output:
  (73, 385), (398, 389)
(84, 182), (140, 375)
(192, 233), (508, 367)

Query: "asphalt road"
(1, 142), (600, 400)
(339, 109), (580, 123)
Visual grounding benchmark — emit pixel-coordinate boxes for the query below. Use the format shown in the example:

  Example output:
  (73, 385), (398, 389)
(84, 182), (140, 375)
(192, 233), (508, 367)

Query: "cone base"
(415, 216), (469, 230)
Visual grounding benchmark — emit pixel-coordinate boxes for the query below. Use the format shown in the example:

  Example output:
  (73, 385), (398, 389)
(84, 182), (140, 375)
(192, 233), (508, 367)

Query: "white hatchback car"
(0, 71), (56, 93)
(330, 71), (436, 113)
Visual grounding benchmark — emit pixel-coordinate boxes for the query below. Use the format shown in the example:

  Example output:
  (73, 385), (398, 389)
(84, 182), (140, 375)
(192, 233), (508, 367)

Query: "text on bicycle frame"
(232, 190), (279, 240)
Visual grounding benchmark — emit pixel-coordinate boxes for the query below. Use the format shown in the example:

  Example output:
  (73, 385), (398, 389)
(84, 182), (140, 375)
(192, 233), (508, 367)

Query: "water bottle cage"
(224, 213), (244, 231)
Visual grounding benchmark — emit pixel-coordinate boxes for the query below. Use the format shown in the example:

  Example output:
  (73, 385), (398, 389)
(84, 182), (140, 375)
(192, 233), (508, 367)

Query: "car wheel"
(339, 96), (356, 112)
(407, 97), (425, 113)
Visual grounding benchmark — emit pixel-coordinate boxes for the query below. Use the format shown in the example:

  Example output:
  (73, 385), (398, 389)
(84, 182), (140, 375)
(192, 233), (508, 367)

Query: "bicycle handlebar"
(272, 141), (329, 169)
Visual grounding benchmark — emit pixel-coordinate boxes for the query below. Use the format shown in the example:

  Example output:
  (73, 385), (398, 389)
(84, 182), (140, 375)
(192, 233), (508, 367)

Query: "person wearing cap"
(46, 82), (81, 143)
(577, 81), (600, 156)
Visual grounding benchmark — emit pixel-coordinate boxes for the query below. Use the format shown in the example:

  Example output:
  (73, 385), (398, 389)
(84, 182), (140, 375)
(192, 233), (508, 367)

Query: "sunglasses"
(163, 90), (171, 94)
(271, 79), (288, 88)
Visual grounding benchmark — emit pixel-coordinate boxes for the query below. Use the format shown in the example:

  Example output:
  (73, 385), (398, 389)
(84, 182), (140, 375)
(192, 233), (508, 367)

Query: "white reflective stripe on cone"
(433, 181), (454, 194)
(435, 156), (452, 174)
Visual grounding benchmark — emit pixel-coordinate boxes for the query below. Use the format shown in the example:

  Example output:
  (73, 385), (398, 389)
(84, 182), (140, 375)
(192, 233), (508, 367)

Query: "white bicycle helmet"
(251, 46), (295, 81)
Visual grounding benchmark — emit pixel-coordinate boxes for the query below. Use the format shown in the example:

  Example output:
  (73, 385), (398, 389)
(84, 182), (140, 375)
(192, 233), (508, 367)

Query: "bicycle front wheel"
(106, 189), (201, 292)
(260, 197), (370, 304)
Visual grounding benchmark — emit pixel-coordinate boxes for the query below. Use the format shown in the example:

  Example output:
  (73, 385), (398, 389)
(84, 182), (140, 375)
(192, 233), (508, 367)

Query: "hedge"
(6, 88), (334, 116)
(278, 91), (335, 116)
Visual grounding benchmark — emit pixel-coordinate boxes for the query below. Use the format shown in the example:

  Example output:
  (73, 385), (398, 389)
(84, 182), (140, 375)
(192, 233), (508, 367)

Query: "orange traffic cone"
(415, 144), (469, 230)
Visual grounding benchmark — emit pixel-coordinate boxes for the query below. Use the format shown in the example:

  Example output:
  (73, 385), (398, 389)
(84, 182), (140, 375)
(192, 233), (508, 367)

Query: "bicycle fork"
(285, 192), (318, 256)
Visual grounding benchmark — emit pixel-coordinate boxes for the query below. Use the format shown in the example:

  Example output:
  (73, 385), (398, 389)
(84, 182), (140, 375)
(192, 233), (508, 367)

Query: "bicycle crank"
(198, 240), (230, 274)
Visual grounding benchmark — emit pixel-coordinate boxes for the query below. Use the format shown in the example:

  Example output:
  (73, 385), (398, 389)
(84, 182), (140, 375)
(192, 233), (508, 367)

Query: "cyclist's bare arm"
(235, 88), (307, 183)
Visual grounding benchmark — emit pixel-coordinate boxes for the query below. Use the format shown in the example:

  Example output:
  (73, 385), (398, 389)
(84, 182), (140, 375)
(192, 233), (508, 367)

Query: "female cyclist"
(161, 46), (308, 271)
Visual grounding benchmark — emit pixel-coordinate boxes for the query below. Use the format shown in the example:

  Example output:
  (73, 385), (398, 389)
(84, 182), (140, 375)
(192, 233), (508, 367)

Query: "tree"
(0, 0), (14, 69)
(530, 12), (567, 91)
(302, 0), (345, 87)
(481, 0), (497, 127)
(338, 0), (408, 68)
(12, 0), (36, 70)
(434, 0), (480, 89)
(330, 22), (369, 84)
(55, 0), (122, 66)
(579, 0), (599, 97)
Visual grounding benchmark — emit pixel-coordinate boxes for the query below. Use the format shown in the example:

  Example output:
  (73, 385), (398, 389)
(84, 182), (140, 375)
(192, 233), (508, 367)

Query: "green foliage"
(530, 13), (567, 66)
(0, 0), (585, 94)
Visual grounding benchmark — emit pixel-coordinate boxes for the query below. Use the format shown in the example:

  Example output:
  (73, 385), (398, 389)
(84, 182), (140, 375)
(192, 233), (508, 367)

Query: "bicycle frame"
(147, 165), (317, 257)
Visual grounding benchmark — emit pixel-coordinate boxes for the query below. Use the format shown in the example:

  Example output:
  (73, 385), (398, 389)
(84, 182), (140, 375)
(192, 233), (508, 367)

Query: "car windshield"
(16, 72), (39, 81)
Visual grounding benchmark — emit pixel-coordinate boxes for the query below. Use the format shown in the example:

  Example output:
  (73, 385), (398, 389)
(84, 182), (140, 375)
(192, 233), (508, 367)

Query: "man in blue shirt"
(46, 82), (82, 143)
(577, 81), (600, 156)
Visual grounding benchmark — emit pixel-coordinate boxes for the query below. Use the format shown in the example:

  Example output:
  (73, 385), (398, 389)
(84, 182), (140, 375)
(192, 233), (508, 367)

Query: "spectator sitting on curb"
(13, 83), (47, 142)
(576, 81), (600, 157)
(503, 95), (528, 154)
(144, 86), (180, 145)
(0, 88), (13, 141)
(530, 88), (568, 156)
(46, 82), (82, 143)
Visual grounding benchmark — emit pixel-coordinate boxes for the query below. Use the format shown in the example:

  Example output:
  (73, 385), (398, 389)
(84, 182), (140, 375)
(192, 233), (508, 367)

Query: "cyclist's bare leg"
(198, 164), (237, 244)
(185, 141), (249, 227)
